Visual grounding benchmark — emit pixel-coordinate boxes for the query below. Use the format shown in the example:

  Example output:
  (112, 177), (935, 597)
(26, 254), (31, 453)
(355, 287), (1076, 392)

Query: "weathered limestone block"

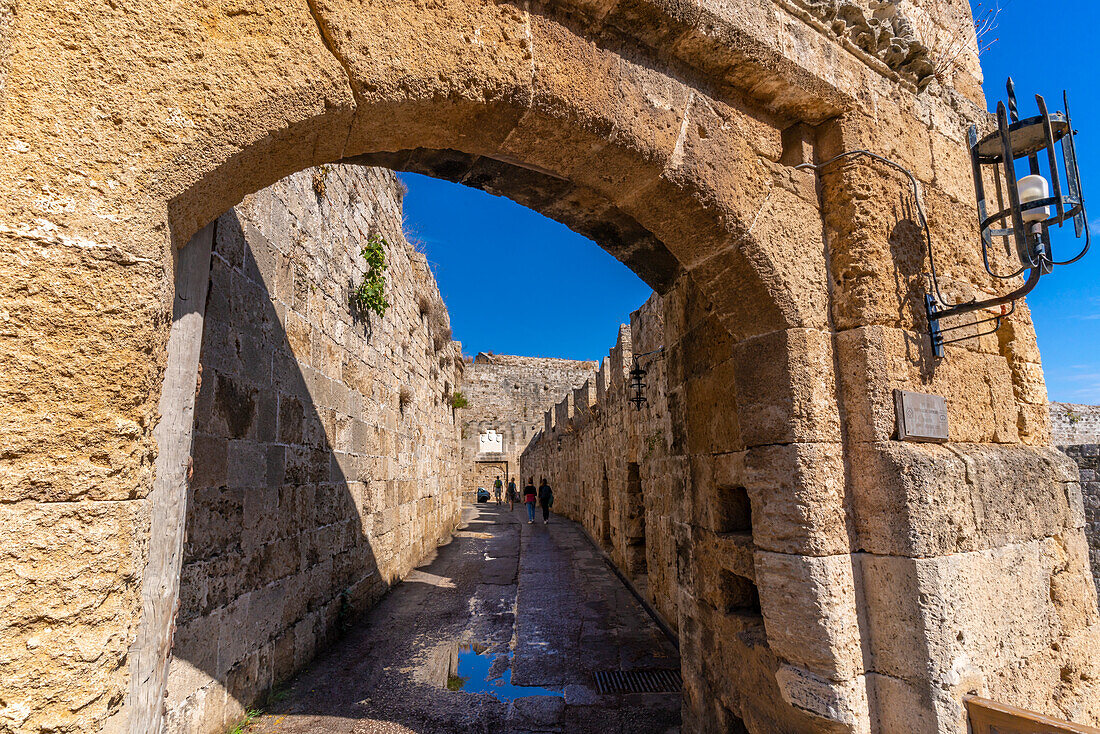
(744, 443), (850, 556)
(683, 358), (743, 454)
(0, 500), (149, 733)
(774, 665), (871, 734)
(755, 551), (864, 682)
(850, 441), (1084, 558)
(0, 228), (161, 505)
(836, 325), (1021, 445)
(732, 327), (842, 446)
(867, 671), (962, 734)
(859, 536), (1100, 726)
(982, 621), (1100, 725)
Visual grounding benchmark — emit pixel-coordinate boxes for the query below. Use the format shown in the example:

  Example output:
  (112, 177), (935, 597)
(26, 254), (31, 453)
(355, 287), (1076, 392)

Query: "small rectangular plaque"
(894, 389), (949, 443)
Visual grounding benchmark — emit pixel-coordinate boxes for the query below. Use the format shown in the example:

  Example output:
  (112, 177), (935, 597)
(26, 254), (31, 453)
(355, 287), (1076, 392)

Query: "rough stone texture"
(526, 277), (1100, 733)
(1052, 402), (1100, 599)
(524, 280), (864, 733)
(1052, 403), (1100, 446)
(3, 0), (1099, 732)
(458, 353), (596, 496)
(160, 164), (464, 734)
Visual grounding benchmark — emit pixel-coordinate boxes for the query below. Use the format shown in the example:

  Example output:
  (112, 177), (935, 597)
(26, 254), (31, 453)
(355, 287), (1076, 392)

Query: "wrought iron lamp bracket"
(629, 347), (665, 411)
(797, 78), (1088, 360)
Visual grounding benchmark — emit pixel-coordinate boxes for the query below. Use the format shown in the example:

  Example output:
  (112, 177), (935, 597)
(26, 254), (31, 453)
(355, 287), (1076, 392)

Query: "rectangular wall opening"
(715, 485), (752, 534)
(719, 570), (761, 616)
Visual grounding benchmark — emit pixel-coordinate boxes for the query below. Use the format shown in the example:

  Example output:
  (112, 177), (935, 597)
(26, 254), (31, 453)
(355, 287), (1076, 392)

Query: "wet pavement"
(247, 502), (681, 734)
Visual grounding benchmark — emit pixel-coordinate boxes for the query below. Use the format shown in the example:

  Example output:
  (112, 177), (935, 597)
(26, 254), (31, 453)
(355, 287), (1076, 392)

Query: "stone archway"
(2, 1), (1098, 733)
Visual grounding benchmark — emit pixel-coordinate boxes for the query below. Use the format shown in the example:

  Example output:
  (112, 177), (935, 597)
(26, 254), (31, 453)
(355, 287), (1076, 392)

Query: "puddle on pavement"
(445, 643), (562, 701)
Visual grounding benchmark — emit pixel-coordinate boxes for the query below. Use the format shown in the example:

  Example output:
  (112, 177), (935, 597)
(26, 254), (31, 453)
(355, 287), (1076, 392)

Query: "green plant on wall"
(642, 429), (664, 460)
(450, 390), (469, 409)
(352, 234), (389, 317)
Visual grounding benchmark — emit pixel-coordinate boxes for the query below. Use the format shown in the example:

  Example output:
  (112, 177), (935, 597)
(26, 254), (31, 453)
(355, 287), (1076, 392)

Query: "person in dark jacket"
(537, 478), (554, 524)
(523, 480), (537, 524)
(507, 478), (518, 511)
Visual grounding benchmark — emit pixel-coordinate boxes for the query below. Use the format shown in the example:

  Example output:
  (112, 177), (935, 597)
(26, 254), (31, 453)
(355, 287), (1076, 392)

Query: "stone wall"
(163, 165), (464, 733)
(526, 278), (1100, 733)
(1052, 403), (1100, 446)
(524, 277), (794, 729)
(458, 353), (596, 495)
(6, 0), (1100, 731)
(1052, 403), (1100, 597)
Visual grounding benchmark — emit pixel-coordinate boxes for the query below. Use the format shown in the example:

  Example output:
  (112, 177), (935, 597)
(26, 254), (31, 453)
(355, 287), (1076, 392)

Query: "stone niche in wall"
(164, 164), (464, 734)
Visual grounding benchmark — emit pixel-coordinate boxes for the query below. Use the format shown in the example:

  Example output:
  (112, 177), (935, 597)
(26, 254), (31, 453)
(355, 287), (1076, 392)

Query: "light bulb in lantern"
(1017, 174), (1052, 223)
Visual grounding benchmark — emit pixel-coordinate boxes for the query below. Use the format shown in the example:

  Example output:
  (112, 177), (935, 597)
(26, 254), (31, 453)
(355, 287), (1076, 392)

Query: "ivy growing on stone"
(450, 390), (469, 409)
(352, 234), (389, 317)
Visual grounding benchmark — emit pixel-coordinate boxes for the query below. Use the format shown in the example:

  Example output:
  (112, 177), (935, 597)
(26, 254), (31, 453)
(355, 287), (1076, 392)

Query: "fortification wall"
(523, 277), (789, 728)
(1052, 403), (1100, 596)
(165, 164), (463, 734)
(458, 353), (596, 494)
(1052, 403), (1100, 446)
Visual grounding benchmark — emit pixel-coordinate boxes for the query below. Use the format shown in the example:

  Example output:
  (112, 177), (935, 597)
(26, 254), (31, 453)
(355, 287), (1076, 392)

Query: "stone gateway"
(1, 0), (1098, 733)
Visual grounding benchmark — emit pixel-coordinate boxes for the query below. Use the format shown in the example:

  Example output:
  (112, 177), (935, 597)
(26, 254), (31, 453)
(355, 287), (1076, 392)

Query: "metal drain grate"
(593, 669), (682, 694)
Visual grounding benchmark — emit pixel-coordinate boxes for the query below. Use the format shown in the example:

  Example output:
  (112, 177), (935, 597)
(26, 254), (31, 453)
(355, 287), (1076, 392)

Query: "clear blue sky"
(398, 173), (653, 361)
(979, 0), (1099, 404)
(400, 0), (1098, 400)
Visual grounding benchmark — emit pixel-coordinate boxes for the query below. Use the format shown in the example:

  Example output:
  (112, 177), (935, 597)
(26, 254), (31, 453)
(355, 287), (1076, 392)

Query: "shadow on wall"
(166, 192), (458, 733)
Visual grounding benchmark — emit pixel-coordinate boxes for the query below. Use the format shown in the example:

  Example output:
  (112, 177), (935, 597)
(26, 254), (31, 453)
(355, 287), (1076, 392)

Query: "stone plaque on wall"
(479, 430), (503, 454)
(894, 390), (949, 443)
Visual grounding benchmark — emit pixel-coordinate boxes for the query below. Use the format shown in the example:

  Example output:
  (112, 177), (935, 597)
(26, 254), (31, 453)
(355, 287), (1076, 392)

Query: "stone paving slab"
(246, 502), (681, 734)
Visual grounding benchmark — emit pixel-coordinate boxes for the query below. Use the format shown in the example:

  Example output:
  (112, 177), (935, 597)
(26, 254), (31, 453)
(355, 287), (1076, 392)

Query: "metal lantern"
(925, 78), (1090, 357)
(629, 358), (647, 411)
(627, 348), (664, 411)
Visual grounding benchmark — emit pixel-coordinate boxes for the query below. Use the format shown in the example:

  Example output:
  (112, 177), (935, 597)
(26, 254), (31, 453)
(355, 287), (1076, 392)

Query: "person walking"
(507, 478), (518, 511)
(493, 476), (503, 505)
(523, 479), (537, 524)
(538, 478), (554, 524)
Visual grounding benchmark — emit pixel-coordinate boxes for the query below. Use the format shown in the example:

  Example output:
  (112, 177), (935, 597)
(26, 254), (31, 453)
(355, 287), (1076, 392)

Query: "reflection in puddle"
(446, 643), (562, 701)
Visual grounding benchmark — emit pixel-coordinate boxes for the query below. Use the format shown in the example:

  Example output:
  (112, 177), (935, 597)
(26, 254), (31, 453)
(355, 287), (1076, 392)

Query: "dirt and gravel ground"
(247, 502), (681, 734)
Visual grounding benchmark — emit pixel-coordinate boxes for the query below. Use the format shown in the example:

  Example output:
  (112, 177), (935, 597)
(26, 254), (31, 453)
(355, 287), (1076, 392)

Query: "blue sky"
(398, 173), (653, 361)
(978, 0), (1099, 404)
(400, 0), (1097, 401)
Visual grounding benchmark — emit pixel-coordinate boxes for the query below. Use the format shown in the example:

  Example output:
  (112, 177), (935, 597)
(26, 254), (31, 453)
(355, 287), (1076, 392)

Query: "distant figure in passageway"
(538, 478), (554, 524)
(493, 476), (503, 505)
(524, 479), (537, 524)
(507, 478), (518, 511)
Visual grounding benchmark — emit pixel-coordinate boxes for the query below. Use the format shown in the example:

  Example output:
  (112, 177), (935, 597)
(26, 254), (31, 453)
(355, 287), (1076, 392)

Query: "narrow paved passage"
(248, 502), (681, 733)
